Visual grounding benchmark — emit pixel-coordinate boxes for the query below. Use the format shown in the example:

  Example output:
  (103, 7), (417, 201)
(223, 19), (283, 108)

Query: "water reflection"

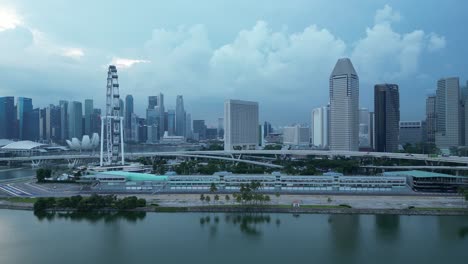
(200, 213), (279, 237)
(34, 211), (147, 223)
(375, 215), (400, 241)
(328, 215), (360, 252)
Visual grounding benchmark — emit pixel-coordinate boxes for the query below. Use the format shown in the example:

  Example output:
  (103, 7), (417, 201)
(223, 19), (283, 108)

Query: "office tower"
(263, 121), (272, 138)
(193, 120), (207, 141)
(118, 99), (124, 118)
(157, 93), (165, 139)
(148, 96), (157, 109)
(359, 108), (370, 147)
(137, 117), (147, 143)
(40, 105), (61, 141)
(167, 110), (176, 136)
(206, 128), (218, 140)
(16, 97), (33, 139)
(425, 95), (436, 144)
(59, 101), (69, 141)
(84, 99), (93, 136)
(91, 108), (101, 135)
(435, 77), (460, 149)
(24, 108), (40, 141)
(224, 99), (259, 150)
(175, 95), (186, 137)
(146, 108), (159, 143)
(283, 125), (310, 146)
(0, 96), (15, 139)
(130, 113), (139, 142)
(374, 84), (400, 152)
(369, 112), (375, 150)
(399, 121), (424, 146)
(218, 118), (225, 139)
(185, 113), (192, 140)
(39, 108), (46, 140)
(311, 106), (329, 148)
(329, 58), (359, 151)
(68, 101), (83, 139)
(125, 95), (134, 141)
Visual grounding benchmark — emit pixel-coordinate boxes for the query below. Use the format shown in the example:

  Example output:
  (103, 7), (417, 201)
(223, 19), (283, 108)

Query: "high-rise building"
(206, 128), (218, 140)
(41, 105), (61, 141)
(425, 95), (436, 144)
(175, 95), (186, 137)
(283, 125), (310, 146)
(157, 93), (165, 139)
(329, 58), (359, 151)
(91, 108), (101, 135)
(24, 108), (40, 141)
(119, 99), (124, 118)
(218, 118), (225, 139)
(167, 110), (176, 136)
(435, 77), (460, 149)
(224, 99), (259, 150)
(399, 121), (424, 146)
(68, 101), (83, 139)
(84, 99), (93, 136)
(311, 106), (329, 148)
(185, 113), (192, 140)
(369, 112), (375, 150)
(16, 97), (33, 140)
(148, 96), (157, 109)
(137, 117), (147, 143)
(146, 108), (159, 143)
(59, 100), (69, 141)
(193, 120), (206, 141)
(374, 84), (400, 152)
(0, 96), (15, 139)
(263, 121), (272, 139)
(125, 95), (134, 141)
(359, 108), (370, 147)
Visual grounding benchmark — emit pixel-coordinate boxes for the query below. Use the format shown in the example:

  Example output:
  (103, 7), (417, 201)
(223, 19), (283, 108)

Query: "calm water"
(0, 168), (35, 181)
(0, 210), (467, 264)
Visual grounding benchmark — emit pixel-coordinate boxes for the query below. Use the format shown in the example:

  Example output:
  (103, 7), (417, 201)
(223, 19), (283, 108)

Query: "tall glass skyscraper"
(125, 95), (134, 141)
(84, 99), (94, 136)
(68, 101), (83, 139)
(16, 97), (33, 140)
(329, 58), (359, 151)
(0, 96), (15, 139)
(435, 77), (460, 149)
(374, 84), (400, 152)
(167, 109), (176, 136)
(175, 95), (186, 137)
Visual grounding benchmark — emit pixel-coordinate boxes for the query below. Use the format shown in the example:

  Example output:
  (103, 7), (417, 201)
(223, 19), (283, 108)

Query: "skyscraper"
(175, 95), (186, 137)
(167, 109), (176, 136)
(59, 100), (69, 141)
(283, 125), (310, 146)
(185, 113), (192, 140)
(224, 99), (259, 151)
(425, 95), (436, 144)
(311, 105), (329, 148)
(146, 108), (159, 143)
(157, 93), (165, 139)
(84, 99), (94, 136)
(24, 108), (39, 141)
(0, 96), (15, 139)
(125, 95), (134, 141)
(16, 97), (33, 140)
(435, 77), (460, 149)
(218, 118), (225, 139)
(329, 58), (359, 151)
(374, 84), (400, 152)
(68, 101), (83, 139)
(359, 108), (370, 147)
(193, 120), (207, 141)
(148, 96), (157, 109)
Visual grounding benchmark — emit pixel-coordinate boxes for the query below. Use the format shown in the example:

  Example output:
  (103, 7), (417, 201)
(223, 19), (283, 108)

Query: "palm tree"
(225, 195), (230, 204)
(205, 195), (211, 204)
(210, 182), (218, 193)
(214, 194), (220, 204)
(200, 194), (205, 204)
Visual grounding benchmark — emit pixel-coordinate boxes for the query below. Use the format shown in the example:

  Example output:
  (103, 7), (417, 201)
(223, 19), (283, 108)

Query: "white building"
(160, 131), (185, 144)
(435, 77), (460, 149)
(311, 106), (329, 148)
(329, 58), (359, 151)
(224, 100), (259, 150)
(283, 125), (310, 146)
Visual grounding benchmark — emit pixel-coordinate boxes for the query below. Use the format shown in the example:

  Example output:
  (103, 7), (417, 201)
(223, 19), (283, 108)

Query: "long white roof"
(0, 139), (15, 147)
(1, 141), (46, 150)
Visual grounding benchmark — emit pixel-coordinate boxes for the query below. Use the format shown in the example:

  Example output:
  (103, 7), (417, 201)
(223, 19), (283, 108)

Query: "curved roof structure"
(0, 139), (15, 147)
(1, 140), (46, 150)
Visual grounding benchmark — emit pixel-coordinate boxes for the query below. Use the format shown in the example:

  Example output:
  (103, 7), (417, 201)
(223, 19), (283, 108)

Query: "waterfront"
(0, 168), (35, 181)
(0, 210), (467, 264)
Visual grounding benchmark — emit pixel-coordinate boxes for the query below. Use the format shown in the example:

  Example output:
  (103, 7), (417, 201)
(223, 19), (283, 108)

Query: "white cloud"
(62, 48), (85, 59)
(374, 4), (401, 24)
(110, 57), (150, 69)
(428, 33), (446, 52)
(0, 7), (22, 31)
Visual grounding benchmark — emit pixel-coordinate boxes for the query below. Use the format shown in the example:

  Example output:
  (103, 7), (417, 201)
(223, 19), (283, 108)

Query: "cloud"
(427, 33), (446, 52)
(0, 7), (22, 31)
(110, 57), (150, 69)
(352, 5), (444, 81)
(62, 48), (84, 59)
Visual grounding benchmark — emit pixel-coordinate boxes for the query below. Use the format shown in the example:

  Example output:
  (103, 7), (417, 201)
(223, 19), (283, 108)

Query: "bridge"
(1, 150), (468, 168)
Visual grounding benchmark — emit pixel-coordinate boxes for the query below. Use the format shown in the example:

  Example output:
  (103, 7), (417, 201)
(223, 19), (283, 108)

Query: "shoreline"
(1, 202), (467, 216)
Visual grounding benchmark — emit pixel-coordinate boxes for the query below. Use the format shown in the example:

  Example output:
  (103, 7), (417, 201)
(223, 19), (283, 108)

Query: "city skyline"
(0, 1), (466, 124)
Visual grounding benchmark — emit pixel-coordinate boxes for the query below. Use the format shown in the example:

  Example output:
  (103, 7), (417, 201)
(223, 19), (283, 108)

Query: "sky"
(0, 0), (466, 127)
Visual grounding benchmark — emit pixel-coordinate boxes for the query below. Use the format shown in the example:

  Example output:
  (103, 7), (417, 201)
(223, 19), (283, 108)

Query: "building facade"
(399, 121), (424, 146)
(374, 84), (400, 152)
(329, 58), (359, 151)
(425, 95), (437, 144)
(175, 95), (186, 137)
(283, 125), (310, 146)
(224, 99), (259, 150)
(0, 96), (15, 139)
(435, 77), (460, 149)
(311, 106), (329, 148)
(68, 101), (83, 139)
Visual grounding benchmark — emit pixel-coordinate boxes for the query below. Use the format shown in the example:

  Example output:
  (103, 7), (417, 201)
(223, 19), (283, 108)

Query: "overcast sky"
(0, 0), (466, 127)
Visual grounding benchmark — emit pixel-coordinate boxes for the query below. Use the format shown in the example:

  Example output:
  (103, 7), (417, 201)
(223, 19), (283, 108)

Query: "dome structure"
(66, 134), (100, 150)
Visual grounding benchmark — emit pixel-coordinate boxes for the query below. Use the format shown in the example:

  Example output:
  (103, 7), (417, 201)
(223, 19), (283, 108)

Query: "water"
(0, 210), (467, 264)
(0, 168), (35, 181)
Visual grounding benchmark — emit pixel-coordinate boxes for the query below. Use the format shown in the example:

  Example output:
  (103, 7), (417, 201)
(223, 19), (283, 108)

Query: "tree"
(225, 195), (230, 204)
(200, 194), (205, 203)
(275, 192), (281, 205)
(214, 194), (220, 204)
(205, 195), (211, 203)
(264, 195), (271, 204)
(210, 182), (218, 193)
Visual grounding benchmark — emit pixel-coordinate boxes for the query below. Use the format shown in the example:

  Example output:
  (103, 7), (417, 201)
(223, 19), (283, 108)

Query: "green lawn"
(0, 197), (38, 203)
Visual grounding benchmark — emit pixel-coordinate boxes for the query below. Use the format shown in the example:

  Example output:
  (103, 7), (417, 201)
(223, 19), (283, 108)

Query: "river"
(0, 168), (35, 181)
(0, 210), (467, 264)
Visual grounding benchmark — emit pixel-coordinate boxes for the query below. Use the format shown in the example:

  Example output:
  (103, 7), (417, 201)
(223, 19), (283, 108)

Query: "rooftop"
(383, 170), (464, 178)
(1, 140), (47, 150)
(98, 171), (168, 181)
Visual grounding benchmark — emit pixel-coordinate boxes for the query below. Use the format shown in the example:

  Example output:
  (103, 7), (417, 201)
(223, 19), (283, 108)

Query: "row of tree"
(36, 168), (52, 182)
(200, 181), (273, 206)
(33, 194), (146, 212)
